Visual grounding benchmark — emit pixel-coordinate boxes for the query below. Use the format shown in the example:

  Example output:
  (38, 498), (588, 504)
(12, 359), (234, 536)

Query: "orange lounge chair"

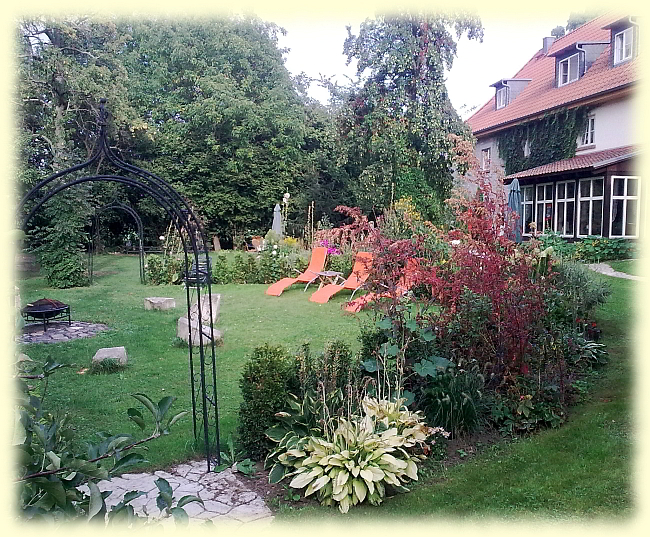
(345, 257), (421, 313)
(309, 252), (373, 304)
(265, 247), (327, 296)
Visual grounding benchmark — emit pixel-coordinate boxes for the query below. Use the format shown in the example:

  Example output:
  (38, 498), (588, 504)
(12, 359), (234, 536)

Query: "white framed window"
(555, 180), (576, 237)
(558, 53), (580, 86)
(614, 27), (634, 64)
(496, 87), (508, 109)
(535, 182), (554, 233)
(579, 116), (595, 147)
(481, 148), (491, 171)
(577, 177), (604, 236)
(610, 175), (640, 238)
(522, 185), (534, 235)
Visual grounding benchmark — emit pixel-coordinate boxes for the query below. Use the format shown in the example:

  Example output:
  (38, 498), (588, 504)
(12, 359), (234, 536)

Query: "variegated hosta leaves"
(362, 396), (438, 450)
(271, 411), (429, 513)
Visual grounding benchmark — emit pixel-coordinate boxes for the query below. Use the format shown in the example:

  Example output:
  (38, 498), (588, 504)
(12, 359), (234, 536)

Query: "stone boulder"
(92, 346), (128, 366)
(189, 293), (221, 324)
(144, 297), (176, 311)
(177, 317), (223, 347)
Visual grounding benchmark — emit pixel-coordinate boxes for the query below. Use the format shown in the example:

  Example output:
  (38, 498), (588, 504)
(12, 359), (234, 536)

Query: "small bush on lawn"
(90, 357), (127, 375)
(146, 254), (183, 285)
(239, 340), (360, 461)
(211, 253), (232, 284)
(238, 344), (299, 460)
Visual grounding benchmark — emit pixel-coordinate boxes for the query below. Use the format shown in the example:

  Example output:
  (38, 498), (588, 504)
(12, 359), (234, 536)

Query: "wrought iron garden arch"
(18, 99), (221, 469)
(90, 199), (146, 284)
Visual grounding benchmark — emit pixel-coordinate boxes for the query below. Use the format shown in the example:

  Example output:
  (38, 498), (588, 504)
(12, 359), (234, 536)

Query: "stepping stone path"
(144, 297), (176, 310)
(79, 460), (273, 528)
(17, 321), (109, 345)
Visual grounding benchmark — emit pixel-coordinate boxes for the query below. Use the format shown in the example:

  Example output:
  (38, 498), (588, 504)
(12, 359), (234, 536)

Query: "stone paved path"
(80, 460), (274, 528)
(587, 262), (644, 281)
(17, 321), (110, 344)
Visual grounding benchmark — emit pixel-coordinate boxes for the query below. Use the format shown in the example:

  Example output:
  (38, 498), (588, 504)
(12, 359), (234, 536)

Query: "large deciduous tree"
(335, 11), (483, 222)
(122, 17), (312, 243)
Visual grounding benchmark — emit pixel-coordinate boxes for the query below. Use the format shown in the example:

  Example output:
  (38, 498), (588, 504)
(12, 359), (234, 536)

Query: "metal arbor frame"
(18, 99), (220, 470)
(90, 200), (146, 284)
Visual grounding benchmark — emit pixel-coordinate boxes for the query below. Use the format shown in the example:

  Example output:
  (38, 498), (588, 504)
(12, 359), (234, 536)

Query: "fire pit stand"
(21, 298), (71, 332)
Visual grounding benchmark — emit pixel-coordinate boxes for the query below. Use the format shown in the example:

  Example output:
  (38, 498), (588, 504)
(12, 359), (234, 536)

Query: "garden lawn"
(17, 253), (361, 469)
(277, 273), (635, 520)
(607, 259), (642, 277)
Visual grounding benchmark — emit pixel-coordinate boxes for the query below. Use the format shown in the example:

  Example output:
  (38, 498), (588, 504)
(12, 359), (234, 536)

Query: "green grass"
(276, 274), (635, 520)
(607, 259), (641, 276)
(17, 253), (363, 469)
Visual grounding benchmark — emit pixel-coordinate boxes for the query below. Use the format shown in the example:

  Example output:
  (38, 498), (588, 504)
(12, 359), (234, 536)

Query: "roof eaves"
(591, 150), (640, 169)
(472, 82), (636, 137)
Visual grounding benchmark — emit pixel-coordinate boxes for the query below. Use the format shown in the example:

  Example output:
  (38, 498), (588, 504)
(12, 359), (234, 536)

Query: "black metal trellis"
(90, 199), (146, 284)
(18, 99), (220, 470)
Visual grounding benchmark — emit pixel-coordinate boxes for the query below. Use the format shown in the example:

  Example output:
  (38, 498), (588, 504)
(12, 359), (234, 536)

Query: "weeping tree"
(17, 16), (141, 287)
(334, 10), (483, 222)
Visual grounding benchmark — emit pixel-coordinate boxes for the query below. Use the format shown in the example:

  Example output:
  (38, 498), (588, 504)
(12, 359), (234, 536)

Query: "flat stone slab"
(92, 346), (128, 366)
(144, 297), (176, 311)
(177, 317), (223, 347)
(77, 459), (273, 526)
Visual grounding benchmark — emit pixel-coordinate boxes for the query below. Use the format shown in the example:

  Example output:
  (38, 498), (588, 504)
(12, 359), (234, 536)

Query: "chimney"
(543, 37), (556, 54)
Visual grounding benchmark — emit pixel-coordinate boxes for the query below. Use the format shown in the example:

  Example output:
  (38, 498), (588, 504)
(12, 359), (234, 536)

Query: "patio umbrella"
(271, 203), (283, 237)
(507, 178), (522, 243)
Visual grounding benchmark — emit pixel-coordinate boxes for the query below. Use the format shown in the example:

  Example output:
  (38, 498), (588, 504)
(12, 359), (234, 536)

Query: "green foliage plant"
(265, 396), (442, 513)
(496, 107), (589, 176)
(14, 358), (193, 524)
(238, 344), (299, 460)
(573, 236), (637, 262)
(145, 254), (183, 285)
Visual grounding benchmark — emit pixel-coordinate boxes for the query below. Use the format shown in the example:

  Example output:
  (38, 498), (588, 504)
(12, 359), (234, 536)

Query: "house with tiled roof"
(466, 13), (641, 240)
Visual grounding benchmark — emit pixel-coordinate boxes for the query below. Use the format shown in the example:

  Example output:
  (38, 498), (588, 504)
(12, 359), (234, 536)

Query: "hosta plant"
(266, 397), (443, 513)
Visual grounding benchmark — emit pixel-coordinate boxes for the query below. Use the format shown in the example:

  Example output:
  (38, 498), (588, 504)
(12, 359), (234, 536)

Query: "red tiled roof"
(466, 13), (638, 135)
(505, 145), (637, 180)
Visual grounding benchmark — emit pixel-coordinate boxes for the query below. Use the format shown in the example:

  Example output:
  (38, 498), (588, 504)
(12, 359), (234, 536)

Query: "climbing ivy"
(496, 107), (589, 176)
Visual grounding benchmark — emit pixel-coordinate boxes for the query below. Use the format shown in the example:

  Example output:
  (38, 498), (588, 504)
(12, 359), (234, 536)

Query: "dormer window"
(496, 87), (508, 109)
(614, 27), (634, 64)
(558, 53), (579, 86)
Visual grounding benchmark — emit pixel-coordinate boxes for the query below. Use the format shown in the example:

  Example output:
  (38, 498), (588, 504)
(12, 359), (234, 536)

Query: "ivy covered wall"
(495, 106), (589, 176)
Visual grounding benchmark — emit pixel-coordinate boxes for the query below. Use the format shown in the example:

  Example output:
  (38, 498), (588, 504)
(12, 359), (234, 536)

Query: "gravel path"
(587, 262), (643, 281)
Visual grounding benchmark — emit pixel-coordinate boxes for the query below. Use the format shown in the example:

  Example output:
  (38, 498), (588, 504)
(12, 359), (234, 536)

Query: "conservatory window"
(522, 185), (534, 235)
(555, 181), (576, 237)
(535, 182), (554, 234)
(610, 176), (640, 238)
(577, 177), (604, 236)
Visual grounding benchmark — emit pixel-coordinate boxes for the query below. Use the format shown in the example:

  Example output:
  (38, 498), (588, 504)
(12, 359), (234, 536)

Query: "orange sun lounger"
(344, 257), (421, 313)
(265, 247), (327, 296)
(309, 252), (373, 304)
